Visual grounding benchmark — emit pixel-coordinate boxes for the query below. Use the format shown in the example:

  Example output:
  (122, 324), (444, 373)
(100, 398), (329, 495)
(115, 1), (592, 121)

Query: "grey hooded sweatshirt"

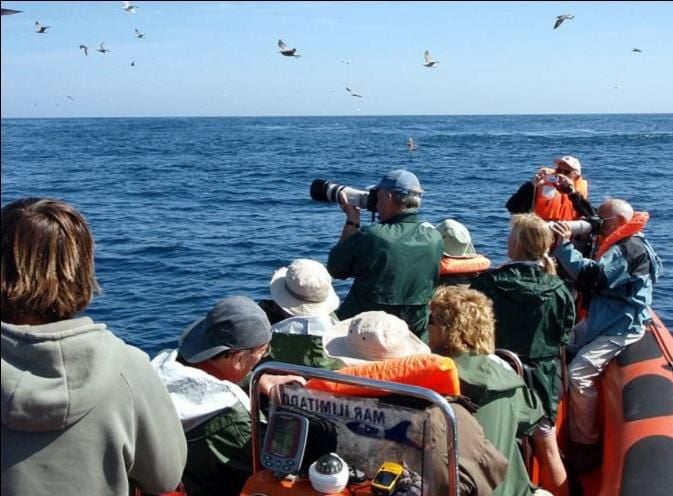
(1, 317), (188, 496)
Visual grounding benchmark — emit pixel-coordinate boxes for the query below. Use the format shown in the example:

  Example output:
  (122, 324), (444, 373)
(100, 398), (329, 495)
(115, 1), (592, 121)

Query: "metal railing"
(249, 361), (459, 495)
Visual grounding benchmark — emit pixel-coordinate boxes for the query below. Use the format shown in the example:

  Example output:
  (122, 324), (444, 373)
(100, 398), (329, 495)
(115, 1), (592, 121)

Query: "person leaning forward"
(327, 169), (443, 342)
(151, 296), (306, 496)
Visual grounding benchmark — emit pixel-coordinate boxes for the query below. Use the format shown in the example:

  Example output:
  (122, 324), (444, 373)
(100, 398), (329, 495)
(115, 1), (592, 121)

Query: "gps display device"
(261, 411), (309, 474)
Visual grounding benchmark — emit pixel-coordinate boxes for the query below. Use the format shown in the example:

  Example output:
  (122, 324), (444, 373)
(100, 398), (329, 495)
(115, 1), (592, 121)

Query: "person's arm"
(557, 175), (596, 217)
(127, 352), (188, 494)
(505, 181), (535, 214)
(337, 190), (361, 242)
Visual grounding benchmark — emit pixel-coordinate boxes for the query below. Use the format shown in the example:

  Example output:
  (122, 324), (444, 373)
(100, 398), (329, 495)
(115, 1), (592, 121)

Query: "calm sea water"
(2, 114), (672, 355)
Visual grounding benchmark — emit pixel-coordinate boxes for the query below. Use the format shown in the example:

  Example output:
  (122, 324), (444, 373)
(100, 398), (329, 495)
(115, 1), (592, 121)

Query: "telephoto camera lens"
(310, 179), (377, 212)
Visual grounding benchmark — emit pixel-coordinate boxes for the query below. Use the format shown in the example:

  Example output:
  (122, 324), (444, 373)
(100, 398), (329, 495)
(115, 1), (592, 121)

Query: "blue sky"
(2, 1), (672, 117)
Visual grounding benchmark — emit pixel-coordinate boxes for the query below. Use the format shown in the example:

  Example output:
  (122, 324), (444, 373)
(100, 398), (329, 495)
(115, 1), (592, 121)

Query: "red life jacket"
(533, 169), (588, 221)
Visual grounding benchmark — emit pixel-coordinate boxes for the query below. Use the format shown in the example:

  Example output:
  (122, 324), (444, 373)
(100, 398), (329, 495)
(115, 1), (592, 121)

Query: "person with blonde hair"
(1, 198), (187, 495)
(430, 285), (560, 496)
(470, 213), (575, 493)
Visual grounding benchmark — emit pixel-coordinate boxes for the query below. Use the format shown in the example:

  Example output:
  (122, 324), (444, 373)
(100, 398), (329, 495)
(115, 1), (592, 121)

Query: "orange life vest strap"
(439, 254), (491, 276)
(594, 212), (649, 260)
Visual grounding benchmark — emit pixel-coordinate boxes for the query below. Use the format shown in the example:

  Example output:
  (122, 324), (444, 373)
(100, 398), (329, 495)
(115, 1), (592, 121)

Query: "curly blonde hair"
(507, 213), (556, 275)
(429, 286), (495, 356)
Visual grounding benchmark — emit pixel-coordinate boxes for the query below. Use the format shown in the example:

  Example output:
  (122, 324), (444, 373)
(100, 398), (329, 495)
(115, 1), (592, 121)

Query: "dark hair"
(1, 198), (100, 323)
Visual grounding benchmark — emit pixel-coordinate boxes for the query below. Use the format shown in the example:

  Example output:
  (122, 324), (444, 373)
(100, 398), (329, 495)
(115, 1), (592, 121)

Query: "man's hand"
(550, 221), (572, 243)
(338, 190), (361, 225)
(531, 167), (549, 187)
(557, 174), (575, 194)
(258, 373), (307, 398)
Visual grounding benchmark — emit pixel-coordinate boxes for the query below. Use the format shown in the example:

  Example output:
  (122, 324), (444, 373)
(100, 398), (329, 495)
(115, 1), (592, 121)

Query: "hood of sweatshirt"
(1, 317), (127, 432)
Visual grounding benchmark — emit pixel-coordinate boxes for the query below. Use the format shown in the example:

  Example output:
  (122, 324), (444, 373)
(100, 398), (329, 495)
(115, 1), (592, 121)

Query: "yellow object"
(371, 462), (404, 496)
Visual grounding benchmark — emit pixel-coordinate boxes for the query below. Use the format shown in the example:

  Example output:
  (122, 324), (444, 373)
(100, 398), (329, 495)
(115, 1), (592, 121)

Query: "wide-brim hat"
(270, 259), (340, 317)
(436, 219), (477, 257)
(323, 311), (430, 366)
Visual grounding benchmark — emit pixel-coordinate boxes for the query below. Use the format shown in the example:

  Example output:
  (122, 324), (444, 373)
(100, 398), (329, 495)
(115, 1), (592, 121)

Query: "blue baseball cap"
(376, 169), (423, 194)
(179, 296), (272, 363)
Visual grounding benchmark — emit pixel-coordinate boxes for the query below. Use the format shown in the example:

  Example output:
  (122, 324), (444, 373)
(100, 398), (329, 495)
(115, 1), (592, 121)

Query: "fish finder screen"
(374, 471), (397, 486)
(269, 416), (298, 457)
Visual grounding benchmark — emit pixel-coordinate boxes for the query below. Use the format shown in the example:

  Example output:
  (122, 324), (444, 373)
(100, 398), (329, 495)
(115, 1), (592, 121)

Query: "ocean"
(2, 114), (672, 356)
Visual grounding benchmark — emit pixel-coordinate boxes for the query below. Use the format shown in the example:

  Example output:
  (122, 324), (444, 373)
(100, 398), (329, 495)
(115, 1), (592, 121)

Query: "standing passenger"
(327, 169), (443, 341)
(1, 198), (187, 495)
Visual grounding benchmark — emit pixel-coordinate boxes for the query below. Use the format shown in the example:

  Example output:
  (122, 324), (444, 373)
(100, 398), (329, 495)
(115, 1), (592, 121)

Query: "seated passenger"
(436, 219), (491, 286)
(152, 296), (306, 496)
(430, 285), (562, 496)
(1, 198), (187, 495)
(323, 311), (509, 495)
(470, 214), (573, 493)
(260, 258), (343, 368)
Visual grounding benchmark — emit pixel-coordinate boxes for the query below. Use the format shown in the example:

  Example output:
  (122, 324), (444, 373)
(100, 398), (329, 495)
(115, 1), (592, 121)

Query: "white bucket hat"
(270, 259), (340, 317)
(322, 311), (430, 366)
(554, 155), (582, 175)
(436, 219), (476, 257)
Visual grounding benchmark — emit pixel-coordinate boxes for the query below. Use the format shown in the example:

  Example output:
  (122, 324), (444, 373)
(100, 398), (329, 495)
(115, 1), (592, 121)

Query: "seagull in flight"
(632, 48), (642, 53)
(96, 42), (110, 54)
(423, 50), (439, 68)
(553, 14), (574, 29)
(346, 87), (362, 98)
(34, 21), (50, 33)
(1, 8), (22, 15)
(278, 39), (301, 58)
(130, 61), (135, 67)
(122, 1), (137, 13)
(66, 95), (74, 101)
(79, 44), (88, 56)
(134, 28), (145, 39)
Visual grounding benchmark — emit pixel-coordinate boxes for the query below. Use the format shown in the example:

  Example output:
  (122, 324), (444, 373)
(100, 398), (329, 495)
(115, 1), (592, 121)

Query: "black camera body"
(310, 179), (378, 213)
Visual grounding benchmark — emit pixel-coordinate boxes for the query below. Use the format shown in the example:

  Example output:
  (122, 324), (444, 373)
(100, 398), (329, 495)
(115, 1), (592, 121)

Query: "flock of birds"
(1, 6), (645, 105)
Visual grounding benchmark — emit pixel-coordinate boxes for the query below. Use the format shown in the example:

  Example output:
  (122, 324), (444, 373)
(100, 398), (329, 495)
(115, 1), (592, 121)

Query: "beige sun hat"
(436, 219), (477, 257)
(322, 311), (430, 366)
(270, 259), (340, 317)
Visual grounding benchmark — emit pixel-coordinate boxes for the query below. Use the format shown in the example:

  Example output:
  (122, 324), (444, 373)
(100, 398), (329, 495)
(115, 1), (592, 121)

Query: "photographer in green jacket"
(327, 169), (443, 342)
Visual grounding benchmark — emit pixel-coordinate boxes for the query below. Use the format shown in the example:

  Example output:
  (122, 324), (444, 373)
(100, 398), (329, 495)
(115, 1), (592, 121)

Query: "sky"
(1, 1), (672, 118)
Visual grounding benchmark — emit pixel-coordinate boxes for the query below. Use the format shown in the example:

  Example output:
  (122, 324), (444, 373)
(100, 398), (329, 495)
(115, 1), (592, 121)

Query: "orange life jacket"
(533, 170), (588, 221)
(594, 211), (649, 260)
(439, 254), (491, 276)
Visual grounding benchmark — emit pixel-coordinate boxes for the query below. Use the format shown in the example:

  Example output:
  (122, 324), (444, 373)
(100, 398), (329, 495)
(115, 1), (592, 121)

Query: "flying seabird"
(79, 44), (88, 56)
(346, 87), (362, 98)
(1, 8), (22, 15)
(134, 28), (145, 39)
(96, 42), (109, 54)
(407, 137), (416, 151)
(423, 50), (439, 68)
(632, 48), (642, 53)
(66, 95), (74, 101)
(278, 39), (301, 58)
(34, 21), (49, 33)
(553, 14), (574, 29)
(122, 1), (137, 13)
(130, 61), (135, 67)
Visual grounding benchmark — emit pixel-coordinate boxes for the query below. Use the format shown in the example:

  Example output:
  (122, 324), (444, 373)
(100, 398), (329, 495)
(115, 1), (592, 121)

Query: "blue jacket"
(554, 233), (662, 342)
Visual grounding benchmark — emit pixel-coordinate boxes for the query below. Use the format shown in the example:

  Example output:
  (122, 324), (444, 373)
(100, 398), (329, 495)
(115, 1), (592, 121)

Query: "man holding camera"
(327, 169), (443, 341)
(550, 199), (662, 471)
(506, 155), (592, 221)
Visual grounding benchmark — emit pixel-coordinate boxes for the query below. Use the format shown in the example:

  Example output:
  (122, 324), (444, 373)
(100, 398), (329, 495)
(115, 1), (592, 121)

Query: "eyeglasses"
(252, 343), (271, 359)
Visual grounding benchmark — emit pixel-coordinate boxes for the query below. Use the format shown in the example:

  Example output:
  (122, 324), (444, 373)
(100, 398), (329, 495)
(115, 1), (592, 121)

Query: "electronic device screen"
(373, 471), (397, 486)
(261, 411), (309, 474)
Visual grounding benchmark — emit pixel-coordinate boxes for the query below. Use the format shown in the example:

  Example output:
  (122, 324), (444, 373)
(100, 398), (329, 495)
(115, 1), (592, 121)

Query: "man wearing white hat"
(506, 155), (593, 221)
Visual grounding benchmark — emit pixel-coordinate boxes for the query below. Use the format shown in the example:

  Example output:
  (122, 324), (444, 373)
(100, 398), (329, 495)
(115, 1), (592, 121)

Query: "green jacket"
(470, 263), (575, 419)
(182, 402), (254, 496)
(454, 353), (545, 496)
(327, 211), (443, 341)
